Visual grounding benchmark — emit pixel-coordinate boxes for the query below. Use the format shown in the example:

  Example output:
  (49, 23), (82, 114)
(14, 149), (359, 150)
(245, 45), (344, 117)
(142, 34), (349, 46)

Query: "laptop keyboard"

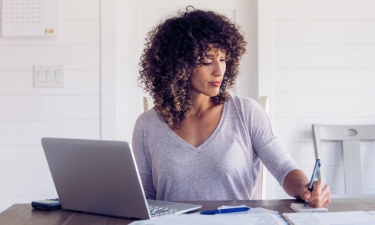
(149, 206), (178, 218)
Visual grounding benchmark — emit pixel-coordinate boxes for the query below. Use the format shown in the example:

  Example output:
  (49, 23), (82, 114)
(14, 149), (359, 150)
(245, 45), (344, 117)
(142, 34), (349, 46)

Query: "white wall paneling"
(273, 0), (375, 21)
(1, 171), (56, 197)
(0, 146), (49, 171)
(58, 0), (100, 20)
(274, 93), (375, 117)
(0, 0), (101, 212)
(0, 96), (100, 120)
(274, 45), (375, 69)
(0, 121), (100, 146)
(101, 0), (117, 140)
(0, 70), (100, 96)
(274, 69), (375, 93)
(256, 0), (274, 101)
(0, 46), (100, 70)
(274, 21), (375, 45)
(235, 52), (254, 98)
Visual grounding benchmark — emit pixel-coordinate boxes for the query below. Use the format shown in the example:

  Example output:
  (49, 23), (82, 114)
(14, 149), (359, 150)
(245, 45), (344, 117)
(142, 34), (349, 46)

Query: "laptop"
(41, 137), (201, 220)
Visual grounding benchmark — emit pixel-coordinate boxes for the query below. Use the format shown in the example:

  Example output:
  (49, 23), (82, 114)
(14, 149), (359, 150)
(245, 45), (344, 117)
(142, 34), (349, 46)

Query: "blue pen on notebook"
(200, 207), (250, 215)
(304, 159), (321, 208)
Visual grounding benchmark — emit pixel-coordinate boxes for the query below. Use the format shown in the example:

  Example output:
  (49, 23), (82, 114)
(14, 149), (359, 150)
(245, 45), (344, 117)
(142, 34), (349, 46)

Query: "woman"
(133, 7), (331, 207)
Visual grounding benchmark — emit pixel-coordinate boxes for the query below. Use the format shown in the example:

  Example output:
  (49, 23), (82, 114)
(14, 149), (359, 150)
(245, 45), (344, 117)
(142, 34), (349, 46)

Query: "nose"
(212, 59), (226, 77)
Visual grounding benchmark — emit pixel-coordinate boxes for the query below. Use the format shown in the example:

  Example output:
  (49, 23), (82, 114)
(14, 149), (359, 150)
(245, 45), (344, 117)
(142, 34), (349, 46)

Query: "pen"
(304, 158), (321, 208)
(200, 207), (250, 215)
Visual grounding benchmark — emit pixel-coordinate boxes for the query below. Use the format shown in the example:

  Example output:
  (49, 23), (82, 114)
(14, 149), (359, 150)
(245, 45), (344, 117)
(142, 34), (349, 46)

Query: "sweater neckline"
(163, 98), (229, 151)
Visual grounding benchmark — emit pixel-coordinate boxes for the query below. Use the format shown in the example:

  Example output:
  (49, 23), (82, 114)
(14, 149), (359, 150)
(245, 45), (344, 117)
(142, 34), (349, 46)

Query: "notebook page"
(290, 203), (328, 213)
(283, 211), (375, 225)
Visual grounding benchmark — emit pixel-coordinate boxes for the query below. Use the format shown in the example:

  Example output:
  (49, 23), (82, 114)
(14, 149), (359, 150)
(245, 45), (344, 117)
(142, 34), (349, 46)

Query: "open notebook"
(290, 203), (328, 213)
(283, 211), (375, 225)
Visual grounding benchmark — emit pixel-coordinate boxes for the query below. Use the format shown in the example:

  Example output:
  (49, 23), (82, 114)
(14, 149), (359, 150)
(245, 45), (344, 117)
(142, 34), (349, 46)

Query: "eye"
(202, 62), (212, 66)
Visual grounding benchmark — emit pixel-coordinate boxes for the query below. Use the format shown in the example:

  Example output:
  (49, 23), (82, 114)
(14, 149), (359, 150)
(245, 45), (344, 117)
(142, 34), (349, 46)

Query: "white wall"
(260, 0), (375, 198)
(0, 0), (101, 212)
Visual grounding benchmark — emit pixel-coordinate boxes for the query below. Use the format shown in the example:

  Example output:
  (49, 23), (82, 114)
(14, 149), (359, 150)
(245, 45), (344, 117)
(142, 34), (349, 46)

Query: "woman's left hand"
(299, 180), (331, 208)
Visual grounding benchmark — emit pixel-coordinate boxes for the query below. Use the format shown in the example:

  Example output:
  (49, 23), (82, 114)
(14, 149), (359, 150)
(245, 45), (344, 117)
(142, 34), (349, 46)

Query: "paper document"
(283, 211), (375, 225)
(129, 206), (287, 225)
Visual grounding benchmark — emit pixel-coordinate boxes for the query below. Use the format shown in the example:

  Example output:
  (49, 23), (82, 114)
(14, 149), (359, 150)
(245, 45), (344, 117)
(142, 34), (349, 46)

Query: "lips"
(208, 81), (221, 87)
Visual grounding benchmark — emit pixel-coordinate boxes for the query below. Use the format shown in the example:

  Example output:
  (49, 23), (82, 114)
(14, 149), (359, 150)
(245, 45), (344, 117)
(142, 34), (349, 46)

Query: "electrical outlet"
(34, 65), (65, 88)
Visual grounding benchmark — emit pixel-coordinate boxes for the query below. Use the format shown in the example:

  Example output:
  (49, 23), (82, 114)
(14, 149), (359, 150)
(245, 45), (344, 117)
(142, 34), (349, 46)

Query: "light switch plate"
(34, 65), (65, 88)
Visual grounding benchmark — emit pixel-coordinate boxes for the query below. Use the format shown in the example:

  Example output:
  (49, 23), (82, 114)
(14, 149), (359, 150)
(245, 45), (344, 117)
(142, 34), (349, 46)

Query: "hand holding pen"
(301, 159), (331, 208)
(304, 159), (321, 208)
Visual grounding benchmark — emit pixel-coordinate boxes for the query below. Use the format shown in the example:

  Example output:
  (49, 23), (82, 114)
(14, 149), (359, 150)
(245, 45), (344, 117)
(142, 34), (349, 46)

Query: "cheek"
(189, 74), (201, 89)
(190, 69), (206, 83)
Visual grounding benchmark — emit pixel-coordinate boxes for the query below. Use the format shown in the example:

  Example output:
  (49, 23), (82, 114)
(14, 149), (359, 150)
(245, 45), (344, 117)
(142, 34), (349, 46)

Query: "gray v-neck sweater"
(132, 95), (299, 201)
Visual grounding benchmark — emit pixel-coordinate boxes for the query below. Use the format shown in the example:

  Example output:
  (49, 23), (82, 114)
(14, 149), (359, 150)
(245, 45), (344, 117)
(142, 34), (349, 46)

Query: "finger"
(299, 186), (311, 201)
(307, 181), (324, 206)
(309, 184), (331, 208)
(321, 186), (331, 207)
(318, 182), (331, 207)
(308, 181), (323, 201)
(311, 189), (330, 208)
(313, 180), (324, 191)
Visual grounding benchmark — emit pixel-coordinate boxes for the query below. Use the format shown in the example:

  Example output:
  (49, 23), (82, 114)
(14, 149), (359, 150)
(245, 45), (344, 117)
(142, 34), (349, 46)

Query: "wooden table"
(1, 197), (375, 225)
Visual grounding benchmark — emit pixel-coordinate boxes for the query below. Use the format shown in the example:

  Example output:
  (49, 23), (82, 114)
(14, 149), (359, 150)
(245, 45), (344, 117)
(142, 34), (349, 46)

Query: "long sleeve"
(132, 112), (156, 199)
(232, 96), (299, 187)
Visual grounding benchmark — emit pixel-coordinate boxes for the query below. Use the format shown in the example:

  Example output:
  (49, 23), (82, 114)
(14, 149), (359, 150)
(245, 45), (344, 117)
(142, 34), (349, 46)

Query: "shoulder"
(134, 109), (163, 132)
(229, 94), (264, 114)
(226, 94), (269, 129)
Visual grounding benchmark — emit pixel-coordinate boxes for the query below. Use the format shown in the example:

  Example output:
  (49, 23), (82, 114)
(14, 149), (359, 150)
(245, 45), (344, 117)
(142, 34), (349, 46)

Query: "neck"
(189, 93), (213, 116)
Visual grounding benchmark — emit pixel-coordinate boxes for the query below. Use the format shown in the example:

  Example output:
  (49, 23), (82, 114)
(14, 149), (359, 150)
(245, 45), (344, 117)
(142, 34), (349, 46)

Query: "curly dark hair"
(139, 6), (246, 128)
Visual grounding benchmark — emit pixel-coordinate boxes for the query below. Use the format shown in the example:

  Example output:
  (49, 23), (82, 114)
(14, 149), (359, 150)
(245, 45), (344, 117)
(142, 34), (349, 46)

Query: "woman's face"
(189, 47), (226, 98)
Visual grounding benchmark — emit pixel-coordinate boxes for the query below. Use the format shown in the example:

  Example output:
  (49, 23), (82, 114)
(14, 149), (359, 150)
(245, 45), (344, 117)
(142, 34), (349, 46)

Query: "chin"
(207, 91), (220, 97)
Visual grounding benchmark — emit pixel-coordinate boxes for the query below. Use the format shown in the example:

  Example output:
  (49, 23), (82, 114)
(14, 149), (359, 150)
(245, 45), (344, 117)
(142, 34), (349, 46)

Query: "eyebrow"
(204, 53), (226, 58)
(205, 54), (215, 58)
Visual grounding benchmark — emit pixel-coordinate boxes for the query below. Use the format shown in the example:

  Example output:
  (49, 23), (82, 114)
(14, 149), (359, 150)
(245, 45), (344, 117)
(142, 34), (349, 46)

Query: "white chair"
(143, 96), (269, 199)
(143, 97), (154, 112)
(312, 124), (375, 195)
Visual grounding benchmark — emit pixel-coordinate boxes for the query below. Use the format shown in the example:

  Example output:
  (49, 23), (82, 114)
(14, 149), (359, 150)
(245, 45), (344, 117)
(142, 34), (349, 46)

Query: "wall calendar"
(2, 0), (57, 38)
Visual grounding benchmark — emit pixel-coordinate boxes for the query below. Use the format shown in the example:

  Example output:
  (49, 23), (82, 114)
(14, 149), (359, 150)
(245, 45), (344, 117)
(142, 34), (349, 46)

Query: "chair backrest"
(143, 96), (269, 199)
(143, 97), (154, 111)
(312, 124), (375, 195)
